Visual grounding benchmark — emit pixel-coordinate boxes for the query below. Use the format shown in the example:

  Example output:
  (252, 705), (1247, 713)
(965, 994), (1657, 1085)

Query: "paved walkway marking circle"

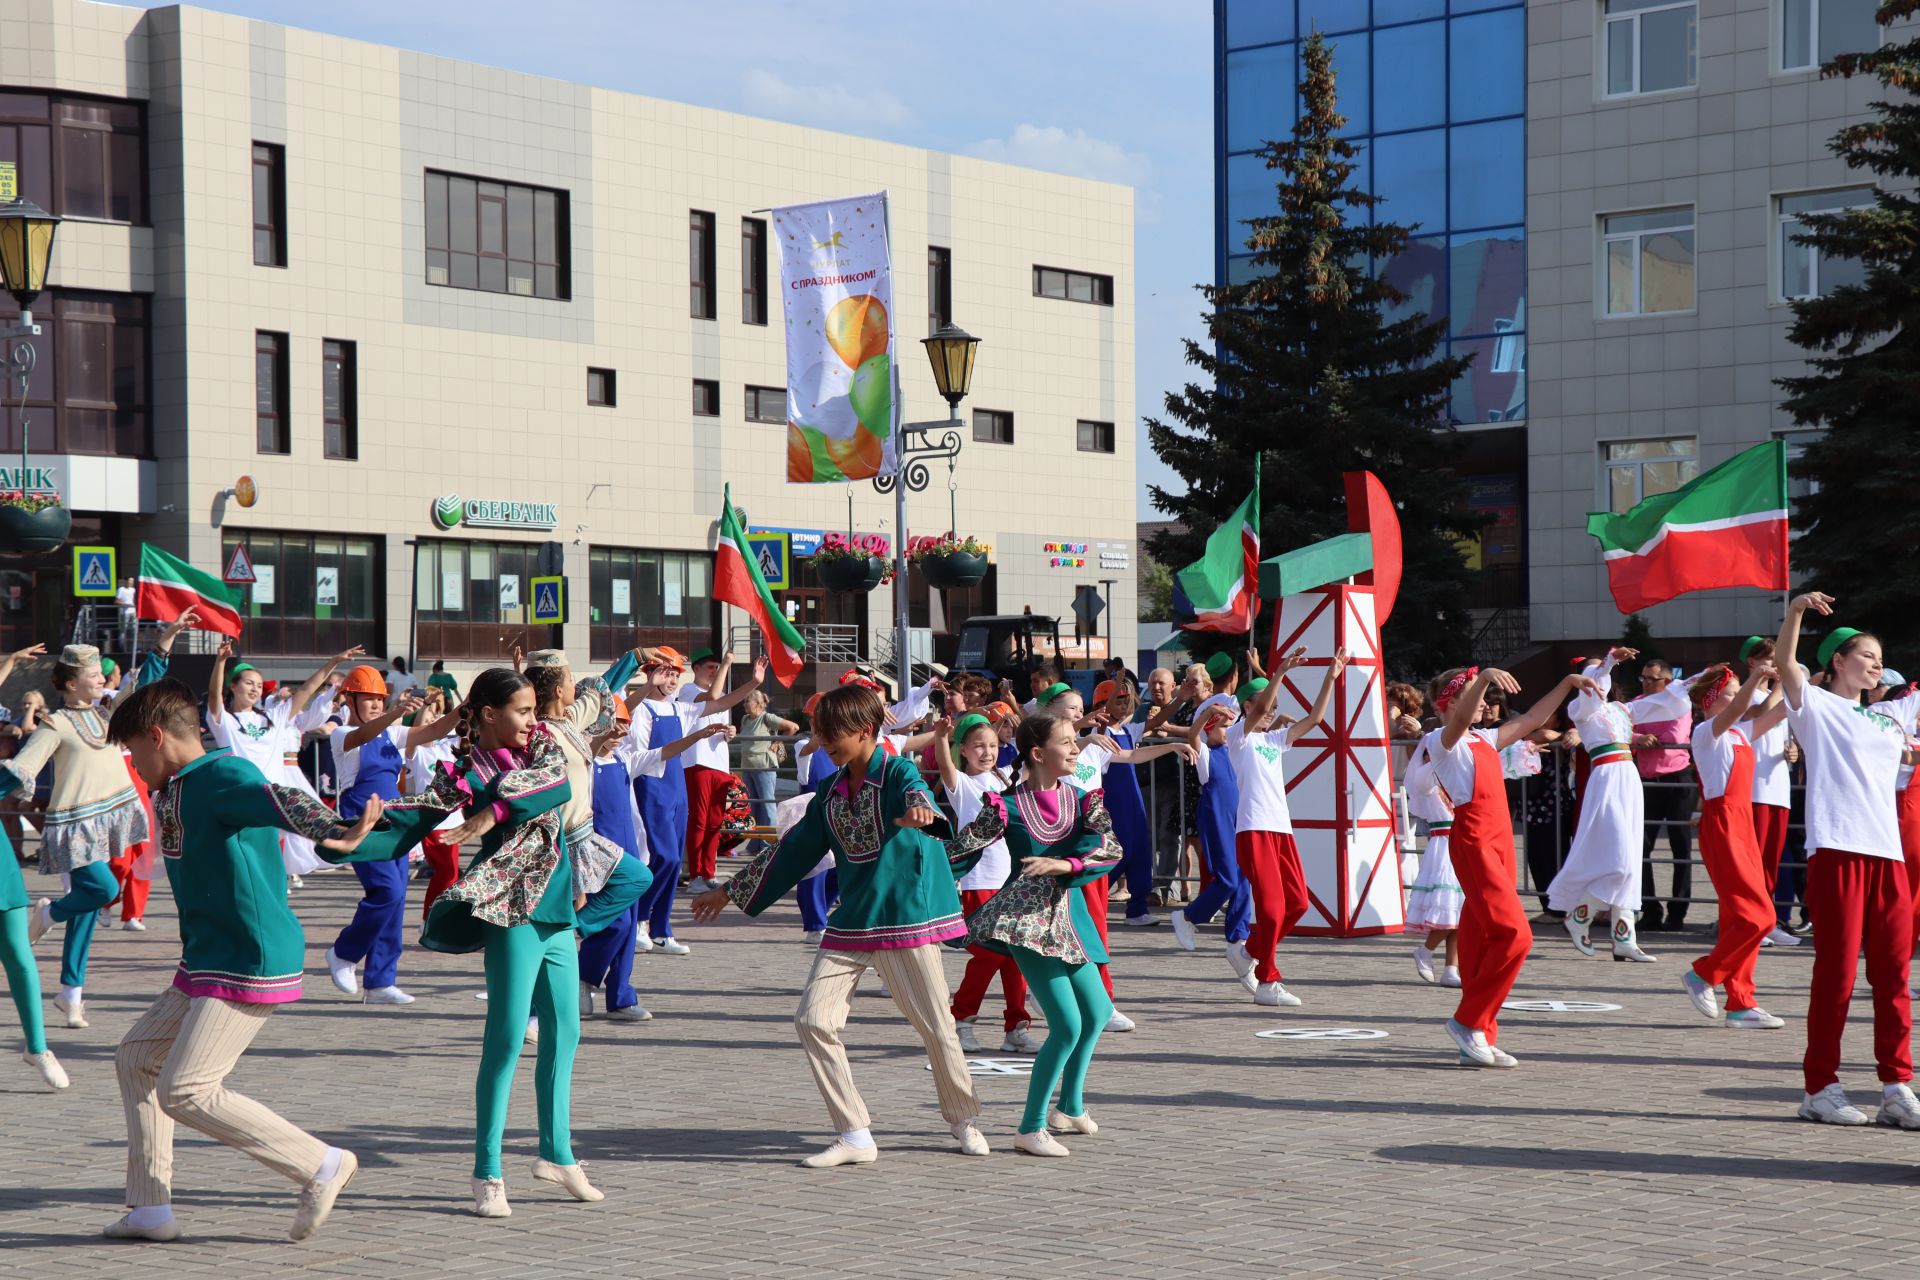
(1254, 1027), (1389, 1040)
(1500, 999), (1622, 1013)
(926, 1058), (1033, 1076)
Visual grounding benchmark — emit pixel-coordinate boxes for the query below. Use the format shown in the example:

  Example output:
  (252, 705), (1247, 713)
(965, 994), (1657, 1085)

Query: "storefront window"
(221, 530), (383, 657)
(587, 546), (717, 662)
(415, 538), (560, 662)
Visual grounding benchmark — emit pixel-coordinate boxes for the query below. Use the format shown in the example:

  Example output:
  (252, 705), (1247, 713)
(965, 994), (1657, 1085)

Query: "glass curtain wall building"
(1215, 0), (1529, 605)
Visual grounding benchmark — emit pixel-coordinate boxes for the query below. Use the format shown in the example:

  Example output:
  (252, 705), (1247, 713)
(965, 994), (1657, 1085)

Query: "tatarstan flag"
(1587, 439), (1789, 613)
(137, 543), (243, 637)
(1173, 457), (1261, 634)
(714, 486), (806, 686)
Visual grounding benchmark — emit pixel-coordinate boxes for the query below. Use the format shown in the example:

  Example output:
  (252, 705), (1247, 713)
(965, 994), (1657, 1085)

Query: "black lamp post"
(0, 198), (67, 552)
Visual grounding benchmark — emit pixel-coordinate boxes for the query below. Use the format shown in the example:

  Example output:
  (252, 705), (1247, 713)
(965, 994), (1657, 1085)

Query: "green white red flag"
(714, 486), (806, 686)
(1586, 439), (1789, 613)
(1172, 457), (1260, 634)
(137, 543), (243, 636)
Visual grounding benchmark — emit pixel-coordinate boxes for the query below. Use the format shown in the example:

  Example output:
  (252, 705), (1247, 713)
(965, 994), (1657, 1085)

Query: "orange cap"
(610, 694), (632, 725)
(804, 691), (825, 716)
(984, 700), (1019, 722)
(340, 665), (387, 696)
(1093, 680), (1117, 706)
(643, 646), (687, 672)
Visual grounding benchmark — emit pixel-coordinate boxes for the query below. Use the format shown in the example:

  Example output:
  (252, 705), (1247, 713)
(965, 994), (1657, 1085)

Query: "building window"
(1033, 266), (1114, 305)
(587, 367), (616, 407)
(414, 538), (564, 662)
(1603, 437), (1699, 513)
(1602, 208), (1695, 316)
(1778, 186), (1874, 300)
(1603, 0), (1697, 96)
(252, 142), (286, 267)
(1778, 429), (1822, 505)
(928, 246), (952, 332)
(1076, 419), (1115, 454)
(690, 210), (717, 320)
(424, 170), (569, 300)
(973, 408), (1014, 445)
(742, 217), (768, 325)
(693, 379), (719, 417)
(587, 546), (716, 662)
(0, 291), (149, 458)
(222, 530), (383, 656)
(322, 339), (357, 460)
(746, 385), (786, 425)
(255, 331), (289, 455)
(0, 92), (145, 223)
(1783, 0), (1880, 70)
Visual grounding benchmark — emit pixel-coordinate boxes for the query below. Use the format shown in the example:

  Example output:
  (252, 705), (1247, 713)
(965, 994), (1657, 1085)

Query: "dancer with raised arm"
(0, 642), (64, 1088)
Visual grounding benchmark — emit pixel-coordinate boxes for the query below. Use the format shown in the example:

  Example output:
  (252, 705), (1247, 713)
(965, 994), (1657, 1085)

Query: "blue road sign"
(530, 575), (565, 624)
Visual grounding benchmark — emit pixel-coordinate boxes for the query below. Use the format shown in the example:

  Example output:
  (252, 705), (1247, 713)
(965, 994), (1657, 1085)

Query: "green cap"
(225, 662), (257, 684)
(1203, 652), (1235, 681)
(1817, 627), (1864, 669)
(1738, 635), (1766, 662)
(689, 646), (718, 666)
(99, 657), (117, 678)
(949, 713), (992, 746)
(1039, 682), (1074, 705)
(1236, 677), (1270, 704)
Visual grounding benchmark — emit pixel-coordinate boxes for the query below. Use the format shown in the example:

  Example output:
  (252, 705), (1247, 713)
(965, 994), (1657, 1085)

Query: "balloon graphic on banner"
(826, 294), (889, 368)
(849, 353), (892, 438)
(794, 359), (859, 439)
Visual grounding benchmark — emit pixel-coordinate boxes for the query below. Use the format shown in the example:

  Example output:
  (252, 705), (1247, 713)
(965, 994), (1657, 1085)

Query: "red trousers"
(1449, 839), (1530, 1043)
(1692, 797), (1773, 1012)
(1803, 849), (1914, 1094)
(950, 887), (1031, 1031)
(684, 765), (732, 882)
(1899, 784), (1920, 942)
(1753, 803), (1790, 895)
(419, 831), (463, 920)
(1236, 830), (1309, 984)
(1080, 876), (1114, 996)
(107, 851), (150, 922)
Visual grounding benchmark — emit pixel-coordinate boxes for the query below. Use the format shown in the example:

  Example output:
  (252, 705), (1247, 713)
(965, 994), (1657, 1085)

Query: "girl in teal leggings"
(2, 823), (66, 1089)
(382, 668), (601, 1218)
(961, 713), (1125, 1156)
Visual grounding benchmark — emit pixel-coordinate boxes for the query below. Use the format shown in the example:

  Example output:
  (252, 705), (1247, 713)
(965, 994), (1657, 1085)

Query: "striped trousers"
(116, 988), (328, 1206)
(794, 944), (980, 1134)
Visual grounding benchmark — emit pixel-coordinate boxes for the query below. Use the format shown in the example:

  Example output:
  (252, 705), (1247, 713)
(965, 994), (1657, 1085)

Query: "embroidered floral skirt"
(41, 793), (150, 875)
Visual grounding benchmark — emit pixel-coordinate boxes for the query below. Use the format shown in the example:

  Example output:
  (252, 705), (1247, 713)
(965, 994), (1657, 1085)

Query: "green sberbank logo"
(430, 492), (557, 531)
(432, 493), (464, 530)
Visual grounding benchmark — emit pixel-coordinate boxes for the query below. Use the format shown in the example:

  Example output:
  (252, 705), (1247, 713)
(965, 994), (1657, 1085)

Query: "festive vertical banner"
(773, 192), (897, 483)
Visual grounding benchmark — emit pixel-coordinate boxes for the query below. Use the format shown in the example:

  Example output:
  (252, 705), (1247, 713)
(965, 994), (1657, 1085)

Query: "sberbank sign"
(0, 465), (59, 495)
(431, 493), (557, 531)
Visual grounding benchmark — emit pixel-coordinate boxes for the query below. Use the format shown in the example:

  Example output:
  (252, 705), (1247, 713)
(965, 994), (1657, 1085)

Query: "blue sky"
(126, 0), (1212, 521)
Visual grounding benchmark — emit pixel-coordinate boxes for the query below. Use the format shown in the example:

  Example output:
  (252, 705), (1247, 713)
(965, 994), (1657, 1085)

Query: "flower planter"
(918, 550), (989, 590)
(817, 555), (887, 594)
(0, 503), (71, 554)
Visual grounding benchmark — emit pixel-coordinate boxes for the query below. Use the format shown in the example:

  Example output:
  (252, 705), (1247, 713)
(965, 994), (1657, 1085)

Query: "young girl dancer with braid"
(0, 642), (64, 1088)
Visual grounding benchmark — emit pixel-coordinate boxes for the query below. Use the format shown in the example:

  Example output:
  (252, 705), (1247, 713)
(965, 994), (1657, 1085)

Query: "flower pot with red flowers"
(911, 534), (991, 590)
(0, 492), (71, 553)
(814, 537), (890, 594)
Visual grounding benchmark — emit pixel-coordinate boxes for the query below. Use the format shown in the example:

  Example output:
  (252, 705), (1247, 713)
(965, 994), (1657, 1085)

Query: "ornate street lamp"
(0, 198), (69, 552)
(922, 323), (981, 411)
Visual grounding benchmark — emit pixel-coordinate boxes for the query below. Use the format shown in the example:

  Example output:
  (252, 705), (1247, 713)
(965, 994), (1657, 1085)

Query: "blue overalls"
(794, 743), (841, 934)
(631, 702), (688, 940)
(330, 728), (409, 989)
(1100, 725), (1157, 919)
(1183, 741), (1252, 942)
(578, 758), (653, 1011)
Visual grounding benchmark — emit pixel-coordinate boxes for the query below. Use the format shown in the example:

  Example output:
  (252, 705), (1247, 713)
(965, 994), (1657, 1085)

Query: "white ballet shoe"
(531, 1158), (604, 1201)
(470, 1176), (511, 1217)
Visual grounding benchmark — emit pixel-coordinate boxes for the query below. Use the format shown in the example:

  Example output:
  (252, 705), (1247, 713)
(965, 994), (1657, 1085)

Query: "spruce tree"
(1778, 8), (1920, 645)
(1146, 32), (1482, 678)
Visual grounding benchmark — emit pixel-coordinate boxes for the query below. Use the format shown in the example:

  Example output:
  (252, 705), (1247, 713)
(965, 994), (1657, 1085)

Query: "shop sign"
(751, 526), (827, 557)
(431, 492), (557, 531)
(0, 463), (60, 497)
(1044, 540), (1088, 568)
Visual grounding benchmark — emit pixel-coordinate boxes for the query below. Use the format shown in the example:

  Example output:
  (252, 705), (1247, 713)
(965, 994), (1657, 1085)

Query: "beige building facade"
(0, 0), (1137, 680)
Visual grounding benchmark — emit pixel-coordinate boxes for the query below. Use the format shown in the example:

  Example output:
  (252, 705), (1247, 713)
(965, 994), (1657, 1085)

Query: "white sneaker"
(470, 1176), (511, 1218)
(635, 927), (655, 953)
(950, 1120), (990, 1156)
(606, 1004), (652, 1023)
(531, 1157), (604, 1201)
(1226, 941), (1257, 992)
(802, 930), (825, 944)
(1764, 925), (1801, 948)
(121, 918), (147, 932)
(1486, 1045), (1520, 1069)
(1048, 1108), (1099, 1135)
(363, 986), (415, 1006)
(324, 946), (359, 996)
(1412, 946), (1436, 984)
(1439, 966), (1462, 988)
(1254, 981), (1301, 1007)
(1002, 1022), (1043, 1054)
(1122, 912), (1161, 927)
(1681, 970), (1719, 1020)
(53, 992), (87, 1028)
(956, 1019), (982, 1053)
(1169, 908), (1197, 952)
(1104, 1009), (1136, 1033)
(1012, 1129), (1071, 1157)
(1799, 1083), (1870, 1126)
(26, 899), (52, 946)
(579, 982), (596, 1019)
(1877, 1083), (1920, 1130)
(1724, 1007), (1785, 1030)
(659, 937), (691, 956)
(1446, 1017), (1496, 1067)
(800, 1139), (878, 1169)
(23, 1049), (68, 1090)
(523, 1017), (539, 1044)
(289, 875), (304, 889)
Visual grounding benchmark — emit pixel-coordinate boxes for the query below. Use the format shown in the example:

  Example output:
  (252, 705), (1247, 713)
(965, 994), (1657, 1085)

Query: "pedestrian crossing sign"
(73, 546), (116, 597)
(747, 532), (790, 591)
(530, 575), (565, 625)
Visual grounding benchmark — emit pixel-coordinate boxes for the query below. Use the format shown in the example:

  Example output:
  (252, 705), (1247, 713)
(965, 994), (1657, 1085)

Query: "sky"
(124, 0), (1215, 523)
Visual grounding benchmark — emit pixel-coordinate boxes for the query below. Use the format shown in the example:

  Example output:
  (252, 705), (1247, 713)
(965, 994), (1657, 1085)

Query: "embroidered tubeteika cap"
(59, 644), (101, 668)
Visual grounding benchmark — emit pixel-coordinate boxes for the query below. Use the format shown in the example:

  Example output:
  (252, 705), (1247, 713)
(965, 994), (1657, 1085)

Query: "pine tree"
(1778, 6), (1920, 645)
(1146, 32), (1482, 678)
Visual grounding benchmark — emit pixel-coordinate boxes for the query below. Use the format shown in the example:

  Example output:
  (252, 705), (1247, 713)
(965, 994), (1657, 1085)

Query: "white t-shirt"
(945, 770), (1011, 890)
(1065, 741), (1112, 794)
(1424, 726), (1496, 808)
(328, 723), (410, 796)
(1747, 687), (1792, 807)
(1787, 682), (1904, 861)
(1225, 719), (1292, 834)
(1689, 721), (1751, 803)
(385, 670), (420, 700)
(677, 685), (731, 771)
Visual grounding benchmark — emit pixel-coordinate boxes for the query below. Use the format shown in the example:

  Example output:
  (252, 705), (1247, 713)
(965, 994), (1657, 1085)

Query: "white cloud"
(966, 123), (1151, 189)
(738, 69), (913, 133)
